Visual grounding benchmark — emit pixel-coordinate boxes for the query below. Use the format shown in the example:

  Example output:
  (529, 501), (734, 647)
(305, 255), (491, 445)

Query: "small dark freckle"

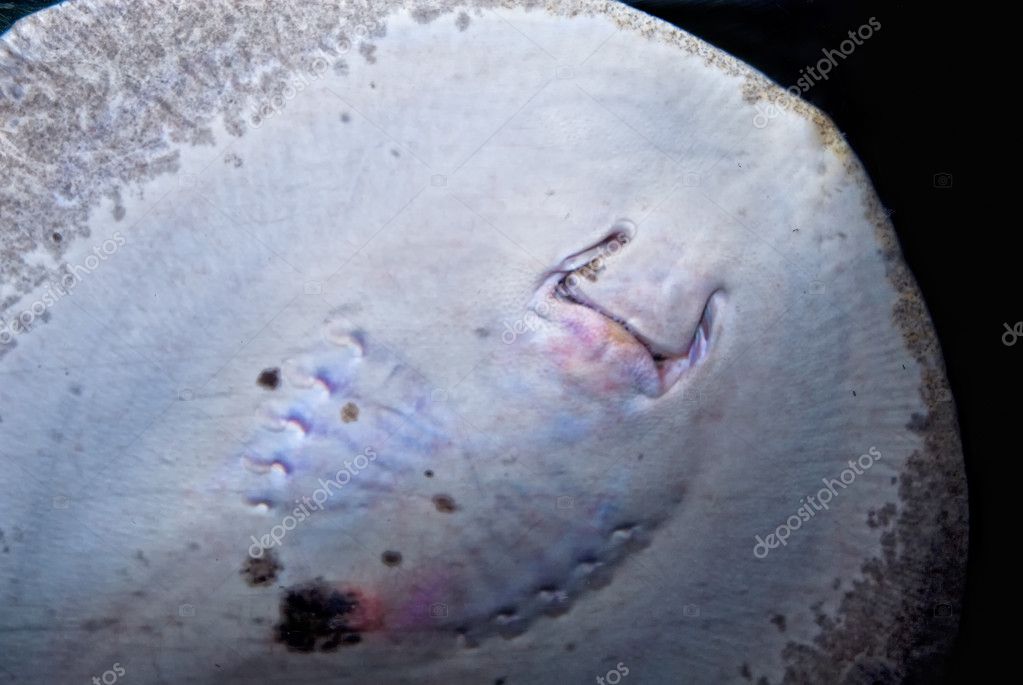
(474, 327), (490, 338)
(370, 82), (376, 88)
(390, 148), (400, 157)
(257, 368), (280, 389)
(564, 642), (575, 652)
(636, 453), (644, 461)
(432, 494), (457, 513)
(341, 402), (359, 423)
(51, 232), (62, 242)
(494, 679), (506, 685)
(381, 550), (402, 567)
(851, 390), (857, 397)
(69, 384), (82, 396)
(341, 112), (351, 122)
(113, 205), (126, 221)
(424, 469), (434, 478)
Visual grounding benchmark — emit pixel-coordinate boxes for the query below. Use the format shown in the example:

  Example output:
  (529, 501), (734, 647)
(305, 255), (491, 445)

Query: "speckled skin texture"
(0, 2), (965, 684)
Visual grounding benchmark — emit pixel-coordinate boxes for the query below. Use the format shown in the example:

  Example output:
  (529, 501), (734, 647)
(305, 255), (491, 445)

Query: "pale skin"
(0, 2), (965, 683)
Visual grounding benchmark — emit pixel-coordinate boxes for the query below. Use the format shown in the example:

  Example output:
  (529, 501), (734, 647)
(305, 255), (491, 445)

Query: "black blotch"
(51, 232), (62, 242)
(381, 550), (402, 567)
(257, 367), (281, 390)
(275, 579), (362, 652)
(432, 494), (457, 513)
(770, 613), (787, 632)
(424, 470), (434, 478)
(565, 642), (575, 652)
(852, 390), (857, 396)
(242, 548), (281, 587)
(390, 148), (400, 157)
(341, 112), (351, 123)
(69, 384), (82, 396)
(474, 327), (490, 338)
(495, 679), (506, 685)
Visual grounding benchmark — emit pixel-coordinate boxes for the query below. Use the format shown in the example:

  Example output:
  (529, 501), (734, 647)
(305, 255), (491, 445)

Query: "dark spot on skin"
(474, 327), (489, 338)
(275, 579), (362, 652)
(456, 12), (471, 31)
(905, 412), (929, 433)
(740, 663), (752, 680)
(771, 613), (787, 632)
(69, 384), (82, 396)
(134, 550), (150, 567)
(341, 112), (351, 123)
(494, 679), (506, 685)
(637, 453), (644, 461)
(257, 367), (280, 390)
(242, 548), (281, 587)
(432, 494), (457, 513)
(113, 205), (126, 221)
(424, 469), (434, 478)
(51, 232), (62, 242)
(565, 642), (575, 652)
(381, 550), (402, 567)
(390, 148), (400, 157)
(370, 82), (376, 89)
(341, 402), (359, 423)
(852, 390), (857, 396)
(188, 541), (200, 551)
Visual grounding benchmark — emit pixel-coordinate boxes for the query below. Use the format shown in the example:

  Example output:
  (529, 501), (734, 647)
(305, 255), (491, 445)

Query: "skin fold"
(0, 2), (966, 683)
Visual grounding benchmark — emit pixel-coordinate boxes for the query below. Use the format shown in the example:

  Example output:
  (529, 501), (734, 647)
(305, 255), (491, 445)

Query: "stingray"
(0, 1), (966, 683)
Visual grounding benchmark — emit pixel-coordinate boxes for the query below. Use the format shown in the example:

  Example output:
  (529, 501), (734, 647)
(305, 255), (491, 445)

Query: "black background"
(0, 1), (1001, 681)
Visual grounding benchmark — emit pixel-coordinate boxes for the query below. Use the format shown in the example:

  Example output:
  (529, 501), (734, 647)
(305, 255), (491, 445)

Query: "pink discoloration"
(538, 301), (661, 397)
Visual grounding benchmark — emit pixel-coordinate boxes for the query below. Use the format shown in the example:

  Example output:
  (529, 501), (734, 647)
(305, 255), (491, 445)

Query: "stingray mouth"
(535, 229), (721, 398)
